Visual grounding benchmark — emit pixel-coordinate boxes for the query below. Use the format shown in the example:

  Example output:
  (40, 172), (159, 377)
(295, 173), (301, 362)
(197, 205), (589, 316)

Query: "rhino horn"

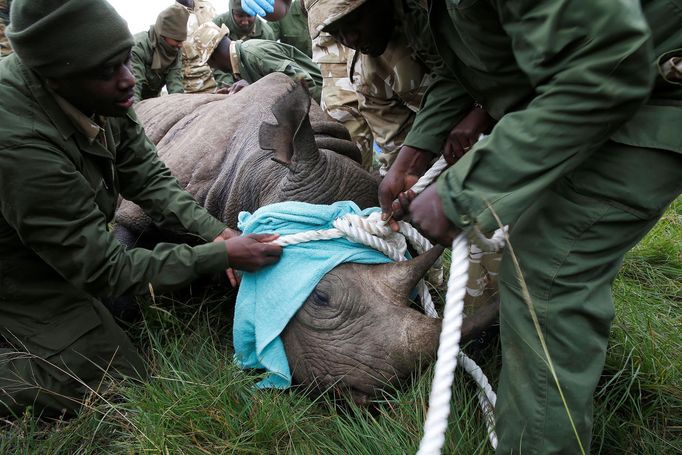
(375, 245), (445, 305)
(258, 80), (318, 165)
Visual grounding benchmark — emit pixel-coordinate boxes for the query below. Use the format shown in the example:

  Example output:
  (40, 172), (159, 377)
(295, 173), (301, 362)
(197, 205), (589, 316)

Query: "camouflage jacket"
(233, 39), (322, 103)
(355, 0), (472, 156)
(352, 30), (430, 164)
(213, 11), (276, 42)
(269, 0), (312, 57)
(182, 0), (219, 93)
(131, 30), (185, 102)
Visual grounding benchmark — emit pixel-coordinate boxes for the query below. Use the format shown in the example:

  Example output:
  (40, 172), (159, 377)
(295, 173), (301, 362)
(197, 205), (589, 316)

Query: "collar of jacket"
(16, 57), (76, 142)
(51, 92), (104, 144)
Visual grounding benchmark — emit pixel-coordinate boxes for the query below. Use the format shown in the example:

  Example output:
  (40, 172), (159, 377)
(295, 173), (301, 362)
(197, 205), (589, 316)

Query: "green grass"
(1, 199), (679, 454)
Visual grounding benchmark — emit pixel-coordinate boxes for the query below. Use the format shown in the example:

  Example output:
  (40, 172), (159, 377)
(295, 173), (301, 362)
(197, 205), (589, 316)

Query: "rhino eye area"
(311, 289), (329, 306)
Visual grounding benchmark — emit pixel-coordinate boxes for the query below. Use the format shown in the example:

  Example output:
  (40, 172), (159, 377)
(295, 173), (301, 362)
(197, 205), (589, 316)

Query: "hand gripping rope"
(270, 155), (505, 454)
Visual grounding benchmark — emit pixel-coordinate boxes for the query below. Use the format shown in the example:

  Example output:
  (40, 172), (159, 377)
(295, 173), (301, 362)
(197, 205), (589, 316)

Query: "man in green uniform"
(0, 0), (282, 418)
(213, 0), (276, 42)
(194, 21), (322, 102)
(268, 0), (312, 57)
(131, 3), (188, 102)
(0, 0), (11, 57)
(369, 0), (681, 452)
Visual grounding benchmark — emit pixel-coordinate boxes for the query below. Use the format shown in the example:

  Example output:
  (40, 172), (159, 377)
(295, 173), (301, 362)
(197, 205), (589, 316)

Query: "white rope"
(416, 232), (470, 454)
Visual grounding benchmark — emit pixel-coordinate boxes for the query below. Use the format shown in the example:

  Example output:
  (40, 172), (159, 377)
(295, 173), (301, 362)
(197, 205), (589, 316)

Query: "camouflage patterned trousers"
(314, 35), (374, 171)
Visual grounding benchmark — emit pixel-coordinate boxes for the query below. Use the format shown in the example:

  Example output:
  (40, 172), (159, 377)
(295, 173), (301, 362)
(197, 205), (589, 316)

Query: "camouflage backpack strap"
(229, 40), (242, 80)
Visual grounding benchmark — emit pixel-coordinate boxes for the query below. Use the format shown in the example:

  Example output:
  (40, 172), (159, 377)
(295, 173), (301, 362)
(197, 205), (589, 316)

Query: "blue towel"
(234, 201), (396, 388)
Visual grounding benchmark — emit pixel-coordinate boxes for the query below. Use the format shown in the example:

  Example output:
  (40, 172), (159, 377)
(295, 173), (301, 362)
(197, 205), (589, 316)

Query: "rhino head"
(282, 246), (444, 403)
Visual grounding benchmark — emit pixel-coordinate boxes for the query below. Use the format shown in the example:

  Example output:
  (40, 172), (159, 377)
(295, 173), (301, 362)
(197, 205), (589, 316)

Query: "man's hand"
(216, 80), (250, 95)
(442, 105), (492, 165)
(409, 184), (460, 247)
(214, 230), (282, 286)
(378, 146), (433, 229)
(213, 228), (242, 286)
(224, 233), (282, 272)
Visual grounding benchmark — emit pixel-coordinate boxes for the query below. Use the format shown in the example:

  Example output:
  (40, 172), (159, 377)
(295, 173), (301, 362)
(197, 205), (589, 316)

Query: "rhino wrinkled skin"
(115, 73), (494, 402)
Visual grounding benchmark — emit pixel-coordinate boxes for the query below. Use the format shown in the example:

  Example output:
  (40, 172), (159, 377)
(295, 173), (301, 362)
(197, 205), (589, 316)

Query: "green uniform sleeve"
(213, 69), (235, 87)
(131, 43), (147, 103)
(260, 20), (277, 41)
(437, 0), (654, 232)
(165, 55), (185, 94)
(403, 73), (473, 154)
(115, 111), (227, 241)
(0, 142), (228, 298)
(255, 42), (322, 103)
(269, 21), (282, 40)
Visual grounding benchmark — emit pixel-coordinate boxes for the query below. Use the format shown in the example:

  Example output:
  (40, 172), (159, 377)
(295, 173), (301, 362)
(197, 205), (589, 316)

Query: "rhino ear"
(259, 80), (318, 165)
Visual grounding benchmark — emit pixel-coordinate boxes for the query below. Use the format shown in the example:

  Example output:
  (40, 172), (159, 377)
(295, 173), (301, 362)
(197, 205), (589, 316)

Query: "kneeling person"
(1, 0), (281, 418)
(131, 3), (188, 102)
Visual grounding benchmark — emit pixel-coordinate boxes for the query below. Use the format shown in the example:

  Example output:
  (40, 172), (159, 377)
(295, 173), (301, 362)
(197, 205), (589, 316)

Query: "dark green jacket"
(213, 11), (276, 42)
(131, 30), (185, 102)
(398, 0), (474, 155)
(0, 54), (228, 337)
(234, 39), (322, 103)
(432, 0), (682, 232)
(269, 0), (312, 57)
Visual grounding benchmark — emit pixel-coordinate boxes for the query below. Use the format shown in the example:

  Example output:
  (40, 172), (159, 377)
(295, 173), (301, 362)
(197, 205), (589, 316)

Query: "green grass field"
(2, 199), (680, 454)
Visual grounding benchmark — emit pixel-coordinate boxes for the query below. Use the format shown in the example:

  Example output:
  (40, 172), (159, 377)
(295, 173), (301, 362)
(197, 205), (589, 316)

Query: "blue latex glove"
(241, 0), (274, 17)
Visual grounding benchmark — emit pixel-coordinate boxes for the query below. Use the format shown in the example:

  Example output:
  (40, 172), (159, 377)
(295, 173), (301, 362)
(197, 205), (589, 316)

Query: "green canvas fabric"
(496, 142), (681, 453)
(234, 39), (322, 103)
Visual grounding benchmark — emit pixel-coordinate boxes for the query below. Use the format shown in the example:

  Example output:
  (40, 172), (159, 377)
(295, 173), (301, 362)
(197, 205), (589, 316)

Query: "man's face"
(206, 38), (231, 73)
(232, 9), (256, 34)
(324, 0), (394, 57)
(49, 51), (136, 117)
(162, 36), (184, 49)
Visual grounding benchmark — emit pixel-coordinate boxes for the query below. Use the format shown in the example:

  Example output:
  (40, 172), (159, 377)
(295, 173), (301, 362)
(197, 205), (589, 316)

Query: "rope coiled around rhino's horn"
(272, 211), (439, 318)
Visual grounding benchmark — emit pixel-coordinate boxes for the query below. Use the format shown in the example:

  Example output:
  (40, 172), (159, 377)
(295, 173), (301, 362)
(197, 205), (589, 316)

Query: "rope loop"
(332, 212), (408, 262)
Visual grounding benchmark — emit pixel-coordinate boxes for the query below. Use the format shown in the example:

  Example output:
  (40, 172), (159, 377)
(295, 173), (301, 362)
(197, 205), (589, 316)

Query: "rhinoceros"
(115, 73), (498, 403)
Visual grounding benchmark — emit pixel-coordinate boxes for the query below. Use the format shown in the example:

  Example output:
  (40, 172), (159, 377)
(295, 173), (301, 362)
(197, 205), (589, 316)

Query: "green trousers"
(0, 299), (146, 417)
(495, 141), (681, 454)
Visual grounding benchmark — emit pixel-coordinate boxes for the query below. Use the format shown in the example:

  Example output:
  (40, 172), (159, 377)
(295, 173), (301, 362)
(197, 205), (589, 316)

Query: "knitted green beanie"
(7, 0), (133, 78)
(155, 3), (189, 42)
(229, 0), (245, 14)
